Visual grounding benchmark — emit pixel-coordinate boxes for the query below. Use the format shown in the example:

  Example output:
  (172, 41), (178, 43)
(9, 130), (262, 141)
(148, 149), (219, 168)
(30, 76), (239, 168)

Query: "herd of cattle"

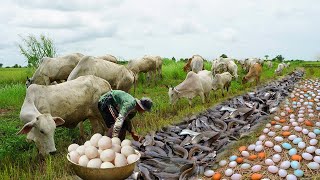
(17, 53), (291, 156)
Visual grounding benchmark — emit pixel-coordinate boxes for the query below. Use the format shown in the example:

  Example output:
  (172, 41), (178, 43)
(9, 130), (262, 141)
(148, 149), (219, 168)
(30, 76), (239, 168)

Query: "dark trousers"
(98, 95), (132, 140)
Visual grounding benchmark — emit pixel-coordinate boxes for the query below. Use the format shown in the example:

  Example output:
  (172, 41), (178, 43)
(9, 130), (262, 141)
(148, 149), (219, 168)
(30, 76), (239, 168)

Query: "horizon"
(1, 0), (320, 66)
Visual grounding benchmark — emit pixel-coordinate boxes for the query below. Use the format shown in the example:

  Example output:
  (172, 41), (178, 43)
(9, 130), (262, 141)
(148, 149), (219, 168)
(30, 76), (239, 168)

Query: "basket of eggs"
(67, 133), (140, 180)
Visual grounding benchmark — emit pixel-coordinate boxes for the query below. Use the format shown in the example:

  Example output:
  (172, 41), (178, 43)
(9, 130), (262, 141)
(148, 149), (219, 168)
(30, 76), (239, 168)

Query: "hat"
(136, 97), (153, 112)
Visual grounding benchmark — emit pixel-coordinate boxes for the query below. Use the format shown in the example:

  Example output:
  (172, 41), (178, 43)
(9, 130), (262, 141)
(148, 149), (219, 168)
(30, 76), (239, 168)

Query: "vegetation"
(0, 59), (317, 179)
(18, 34), (57, 68)
(220, 54), (228, 58)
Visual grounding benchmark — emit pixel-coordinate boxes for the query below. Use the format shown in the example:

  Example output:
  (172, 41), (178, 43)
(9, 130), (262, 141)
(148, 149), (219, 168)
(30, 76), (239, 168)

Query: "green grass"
(0, 60), (317, 179)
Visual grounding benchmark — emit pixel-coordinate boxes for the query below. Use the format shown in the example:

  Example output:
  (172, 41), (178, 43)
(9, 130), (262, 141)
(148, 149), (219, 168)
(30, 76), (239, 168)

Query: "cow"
(212, 72), (233, 97)
(97, 54), (118, 63)
(226, 60), (238, 79)
(183, 55), (204, 73)
(167, 70), (212, 106)
(275, 63), (286, 75)
(143, 55), (163, 80)
(68, 56), (135, 92)
(127, 56), (157, 88)
(17, 75), (112, 156)
(26, 53), (84, 87)
(211, 58), (238, 79)
(243, 58), (260, 72)
(242, 63), (262, 85)
(265, 61), (273, 68)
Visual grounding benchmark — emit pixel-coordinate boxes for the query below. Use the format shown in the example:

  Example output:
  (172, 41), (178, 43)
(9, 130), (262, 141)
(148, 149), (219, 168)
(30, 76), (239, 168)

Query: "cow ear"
(53, 117), (65, 126)
(17, 121), (35, 135)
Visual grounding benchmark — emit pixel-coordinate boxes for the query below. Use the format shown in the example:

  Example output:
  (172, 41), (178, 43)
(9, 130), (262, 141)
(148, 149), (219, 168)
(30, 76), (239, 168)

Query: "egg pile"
(68, 133), (140, 169)
(206, 79), (320, 180)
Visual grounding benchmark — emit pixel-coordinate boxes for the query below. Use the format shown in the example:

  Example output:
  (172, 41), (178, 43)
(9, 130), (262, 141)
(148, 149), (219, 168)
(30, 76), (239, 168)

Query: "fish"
(179, 163), (196, 180)
(139, 164), (154, 180)
(172, 144), (189, 159)
(145, 146), (167, 156)
(180, 135), (192, 146)
(179, 129), (200, 136)
(220, 106), (237, 112)
(152, 172), (180, 180)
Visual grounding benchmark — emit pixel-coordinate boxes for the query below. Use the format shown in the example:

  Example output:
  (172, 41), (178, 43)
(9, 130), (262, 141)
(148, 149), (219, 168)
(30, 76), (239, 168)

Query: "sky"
(0, 0), (320, 66)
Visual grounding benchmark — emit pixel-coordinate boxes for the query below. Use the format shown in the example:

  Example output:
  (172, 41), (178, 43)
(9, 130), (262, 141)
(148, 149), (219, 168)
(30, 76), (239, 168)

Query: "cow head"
(17, 114), (65, 156)
(242, 76), (248, 84)
(26, 77), (33, 88)
(212, 74), (220, 90)
(168, 87), (180, 105)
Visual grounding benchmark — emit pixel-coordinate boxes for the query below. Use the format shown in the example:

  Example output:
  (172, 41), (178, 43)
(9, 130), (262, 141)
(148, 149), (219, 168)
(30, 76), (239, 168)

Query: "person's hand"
(130, 132), (142, 141)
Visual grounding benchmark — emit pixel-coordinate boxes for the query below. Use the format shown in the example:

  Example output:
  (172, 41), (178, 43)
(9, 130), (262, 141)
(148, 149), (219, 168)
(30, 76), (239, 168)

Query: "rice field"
(0, 59), (317, 179)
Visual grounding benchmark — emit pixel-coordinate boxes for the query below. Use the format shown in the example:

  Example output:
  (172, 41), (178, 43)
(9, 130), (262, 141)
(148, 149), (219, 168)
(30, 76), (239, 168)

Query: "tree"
(0, 63), (3, 68)
(264, 55), (269, 60)
(273, 55), (284, 62)
(220, 54), (228, 58)
(18, 34), (57, 68)
(172, 57), (176, 61)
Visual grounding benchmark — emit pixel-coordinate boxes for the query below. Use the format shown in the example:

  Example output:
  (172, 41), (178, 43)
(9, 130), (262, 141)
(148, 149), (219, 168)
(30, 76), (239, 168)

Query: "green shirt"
(99, 90), (137, 118)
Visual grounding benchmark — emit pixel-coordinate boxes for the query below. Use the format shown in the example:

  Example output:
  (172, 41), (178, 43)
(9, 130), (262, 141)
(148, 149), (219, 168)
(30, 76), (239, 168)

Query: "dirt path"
(207, 79), (320, 180)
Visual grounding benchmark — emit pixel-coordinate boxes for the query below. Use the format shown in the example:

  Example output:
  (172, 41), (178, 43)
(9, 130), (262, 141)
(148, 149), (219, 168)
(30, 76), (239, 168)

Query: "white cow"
(275, 63), (285, 75)
(168, 71), (212, 106)
(212, 72), (233, 97)
(183, 55), (204, 73)
(127, 56), (157, 87)
(265, 61), (273, 68)
(243, 58), (260, 72)
(68, 56), (135, 92)
(97, 54), (118, 63)
(226, 61), (238, 79)
(143, 55), (163, 80)
(26, 53), (84, 87)
(17, 75), (112, 156)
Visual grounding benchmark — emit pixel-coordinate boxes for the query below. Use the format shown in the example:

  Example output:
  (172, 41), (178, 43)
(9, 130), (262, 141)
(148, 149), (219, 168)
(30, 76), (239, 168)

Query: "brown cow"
(242, 63), (262, 85)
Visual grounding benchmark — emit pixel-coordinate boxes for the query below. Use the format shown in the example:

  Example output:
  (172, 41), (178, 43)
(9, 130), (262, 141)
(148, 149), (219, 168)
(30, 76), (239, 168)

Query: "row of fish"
(130, 70), (304, 180)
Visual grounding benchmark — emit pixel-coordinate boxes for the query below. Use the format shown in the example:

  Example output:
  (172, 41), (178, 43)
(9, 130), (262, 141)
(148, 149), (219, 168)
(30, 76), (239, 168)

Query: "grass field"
(0, 59), (318, 179)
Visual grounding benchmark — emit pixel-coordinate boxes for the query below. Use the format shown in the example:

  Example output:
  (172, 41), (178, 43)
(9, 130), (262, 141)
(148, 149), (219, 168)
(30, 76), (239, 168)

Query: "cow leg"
(199, 92), (205, 104)
(78, 122), (86, 142)
(43, 76), (51, 85)
(188, 98), (193, 107)
(221, 89), (224, 97)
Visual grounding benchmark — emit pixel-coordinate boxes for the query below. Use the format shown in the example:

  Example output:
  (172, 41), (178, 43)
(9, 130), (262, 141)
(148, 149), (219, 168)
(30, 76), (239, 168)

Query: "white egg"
(78, 155), (90, 167)
(76, 145), (86, 156)
(127, 154), (139, 164)
(101, 161), (115, 168)
(224, 168), (233, 177)
(274, 145), (282, 152)
(280, 112), (286, 116)
(219, 160), (227, 166)
(274, 136), (284, 142)
(294, 126), (302, 132)
(307, 162), (320, 170)
(316, 122), (320, 127)
(240, 163), (251, 169)
(248, 144), (256, 151)
(111, 144), (121, 153)
(69, 151), (80, 164)
(308, 132), (316, 139)
(230, 174), (242, 180)
(316, 149), (320, 155)
(292, 122), (298, 126)
(290, 119), (296, 123)
(121, 145), (135, 157)
(258, 135), (266, 141)
(229, 161), (237, 168)
(280, 161), (291, 169)
(121, 139), (132, 147)
(87, 158), (102, 168)
(314, 156), (320, 163)
(100, 149), (115, 162)
(302, 153), (313, 160)
(256, 141), (263, 145)
(255, 145), (264, 152)
(68, 144), (79, 152)
(272, 154), (281, 163)
(90, 133), (102, 147)
(98, 136), (112, 150)
(84, 141), (91, 147)
(265, 123), (271, 128)
(274, 116), (280, 121)
(85, 146), (98, 159)
(274, 125), (282, 129)
(288, 135), (297, 141)
(263, 128), (270, 133)
(251, 165), (261, 172)
(268, 166), (279, 173)
(114, 153), (127, 167)
(241, 151), (249, 157)
(306, 146), (316, 153)
(265, 141), (274, 148)
(298, 118), (304, 122)
(265, 159), (274, 166)
(111, 137), (121, 145)
(267, 131), (275, 137)
(302, 129), (309, 134)
(310, 139), (318, 146)
(282, 126), (290, 131)
(290, 114), (295, 119)
(278, 169), (287, 177)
